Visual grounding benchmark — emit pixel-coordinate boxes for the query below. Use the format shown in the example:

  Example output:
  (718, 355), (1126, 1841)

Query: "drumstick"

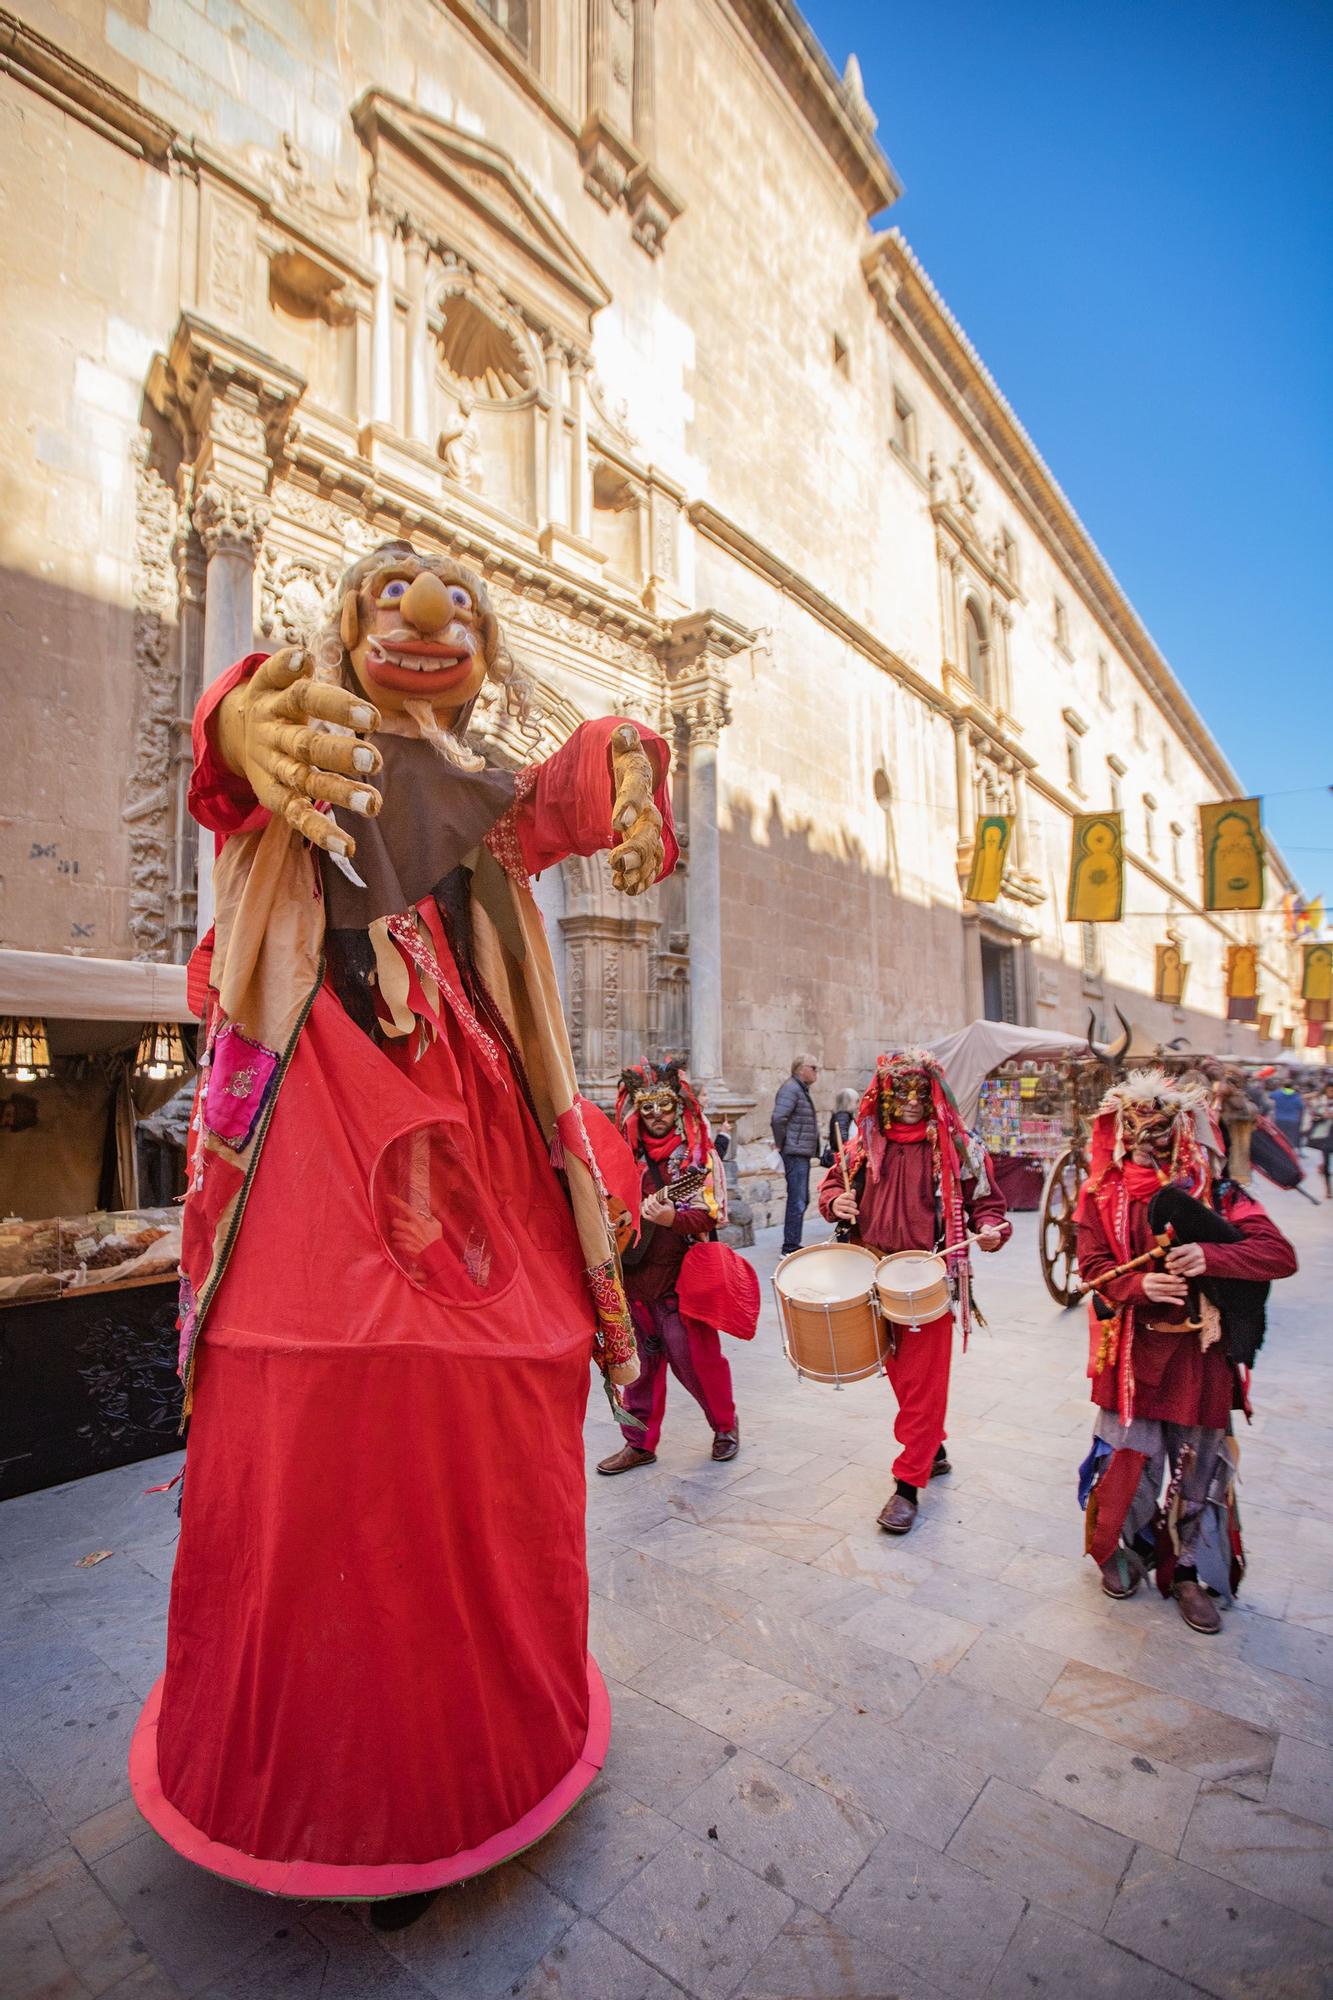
(834, 1130), (853, 1194)
(1071, 1226), (1175, 1302)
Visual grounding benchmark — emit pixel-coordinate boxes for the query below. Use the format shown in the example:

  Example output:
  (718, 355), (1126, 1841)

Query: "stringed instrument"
(612, 1164), (709, 1263)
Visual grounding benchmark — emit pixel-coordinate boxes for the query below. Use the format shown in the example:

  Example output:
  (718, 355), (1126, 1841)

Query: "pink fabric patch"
(204, 1024), (279, 1150)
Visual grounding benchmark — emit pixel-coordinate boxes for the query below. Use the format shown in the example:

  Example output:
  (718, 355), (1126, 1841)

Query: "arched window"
(963, 597), (991, 703)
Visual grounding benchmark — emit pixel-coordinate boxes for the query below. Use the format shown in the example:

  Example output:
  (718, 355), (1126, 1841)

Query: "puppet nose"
(400, 571), (452, 634)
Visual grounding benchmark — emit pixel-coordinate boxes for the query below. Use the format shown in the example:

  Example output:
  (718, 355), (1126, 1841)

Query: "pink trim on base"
(128, 1656), (610, 1901)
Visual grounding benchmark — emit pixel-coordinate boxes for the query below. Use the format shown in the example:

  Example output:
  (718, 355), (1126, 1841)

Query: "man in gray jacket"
(772, 1054), (820, 1255)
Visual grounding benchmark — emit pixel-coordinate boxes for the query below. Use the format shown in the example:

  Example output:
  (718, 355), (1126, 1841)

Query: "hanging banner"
(1200, 798), (1265, 911)
(1067, 811), (1124, 922)
(966, 815), (1013, 903)
(1296, 944), (1328, 1024)
(1224, 944), (1258, 1022)
(1281, 1025), (1296, 1049)
(1305, 1012), (1325, 1049)
(1154, 942), (1189, 1005)
(1258, 1012), (1273, 1042)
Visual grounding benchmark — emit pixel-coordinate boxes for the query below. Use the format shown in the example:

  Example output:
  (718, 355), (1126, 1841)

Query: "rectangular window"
(892, 390), (917, 461)
(1000, 527), (1019, 583)
(1054, 597), (1070, 652)
(1066, 732), (1083, 793)
(477, 0), (532, 56)
(1132, 701), (1145, 748)
(1143, 794), (1157, 860)
(1107, 762), (1121, 813)
(1097, 653), (1111, 706)
(1170, 822), (1183, 879)
(1161, 737), (1172, 780)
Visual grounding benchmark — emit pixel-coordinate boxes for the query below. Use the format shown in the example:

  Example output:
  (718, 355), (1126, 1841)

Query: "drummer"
(817, 1049), (1010, 1535)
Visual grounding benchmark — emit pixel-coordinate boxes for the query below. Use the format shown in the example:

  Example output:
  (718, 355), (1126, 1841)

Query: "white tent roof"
(0, 950), (195, 1023)
(928, 1020), (1094, 1127)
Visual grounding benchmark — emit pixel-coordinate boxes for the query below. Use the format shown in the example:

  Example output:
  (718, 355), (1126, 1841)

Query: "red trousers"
(620, 1297), (737, 1453)
(883, 1311), (953, 1486)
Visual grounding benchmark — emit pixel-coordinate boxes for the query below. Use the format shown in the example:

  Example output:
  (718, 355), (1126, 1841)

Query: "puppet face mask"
(341, 557), (489, 718)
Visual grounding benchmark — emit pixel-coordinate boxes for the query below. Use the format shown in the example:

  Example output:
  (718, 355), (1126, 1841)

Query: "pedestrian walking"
(1308, 1083), (1333, 1200)
(772, 1054), (820, 1255)
(822, 1087), (858, 1168)
(1270, 1073), (1305, 1153)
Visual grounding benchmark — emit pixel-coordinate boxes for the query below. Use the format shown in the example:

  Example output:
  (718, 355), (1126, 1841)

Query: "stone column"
(568, 352), (590, 540)
(192, 480), (270, 935)
(402, 223), (430, 444)
(369, 202), (395, 426)
(632, 0), (657, 152)
(953, 717), (974, 841)
(676, 685), (728, 1091)
(544, 338), (567, 526)
(588, 0), (611, 109)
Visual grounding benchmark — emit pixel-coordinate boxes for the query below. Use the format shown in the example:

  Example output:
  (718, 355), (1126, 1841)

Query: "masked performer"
(1076, 1070), (1296, 1634)
(816, 1049), (1010, 1535)
(596, 1062), (742, 1473)
(129, 543), (676, 1921)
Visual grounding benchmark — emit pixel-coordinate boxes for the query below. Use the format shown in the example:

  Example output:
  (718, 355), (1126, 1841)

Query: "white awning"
(0, 950), (195, 1023)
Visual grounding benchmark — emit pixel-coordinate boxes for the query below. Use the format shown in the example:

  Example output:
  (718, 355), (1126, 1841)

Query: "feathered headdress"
(615, 1060), (709, 1166)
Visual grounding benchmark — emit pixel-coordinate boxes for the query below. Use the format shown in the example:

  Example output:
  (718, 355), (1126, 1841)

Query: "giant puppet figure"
(1075, 1069), (1295, 1633)
(817, 1049), (1010, 1535)
(129, 542), (676, 1915)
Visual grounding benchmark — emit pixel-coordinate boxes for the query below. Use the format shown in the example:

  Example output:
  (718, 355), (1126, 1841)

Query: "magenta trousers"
(620, 1296), (737, 1452)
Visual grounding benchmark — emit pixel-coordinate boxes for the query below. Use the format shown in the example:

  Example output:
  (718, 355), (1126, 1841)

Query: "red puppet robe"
(816, 1125), (1010, 1487)
(129, 656), (676, 1899)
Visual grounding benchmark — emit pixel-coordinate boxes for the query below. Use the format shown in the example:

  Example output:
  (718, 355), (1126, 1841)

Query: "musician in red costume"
(597, 1062), (741, 1474)
(129, 542), (677, 1926)
(1076, 1070), (1296, 1634)
(817, 1049), (1010, 1535)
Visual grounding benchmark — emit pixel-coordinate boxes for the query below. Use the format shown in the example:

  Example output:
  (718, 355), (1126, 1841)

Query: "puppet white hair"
(1098, 1066), (1209, 1168)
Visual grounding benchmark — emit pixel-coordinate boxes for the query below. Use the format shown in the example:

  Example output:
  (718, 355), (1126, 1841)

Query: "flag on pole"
(1200, 798), (1265, 912)
(1225, 944), (1258, 1022)
(1154, 942), (1188, 1005)
(965, 815), (1013, 903)
(1067, 812), (1124, 922)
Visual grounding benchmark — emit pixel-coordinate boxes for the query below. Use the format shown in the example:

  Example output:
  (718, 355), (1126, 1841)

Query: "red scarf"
(641, 1126), (682, 1165)
(886, 1122), (928, 1144)
(1121, 1160), (1168, 1204)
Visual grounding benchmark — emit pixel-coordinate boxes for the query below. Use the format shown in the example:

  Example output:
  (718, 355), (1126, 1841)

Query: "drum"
(773, 1243), (885, 1385)
(874, 1251), (951, 1329)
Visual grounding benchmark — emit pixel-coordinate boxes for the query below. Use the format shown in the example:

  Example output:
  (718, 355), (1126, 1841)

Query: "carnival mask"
(634, 1088), (680, 1133)
(1120, 1098), (1175, 1161)
(880, 1069), (929, 1129)
(340, 554), (490, 718)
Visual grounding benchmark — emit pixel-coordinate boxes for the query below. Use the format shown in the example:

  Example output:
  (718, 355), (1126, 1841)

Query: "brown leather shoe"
(877, 1493), (918, 1535)
(931, 1444), (952, 1477)
(1099, 1549), (1144, 1600)
(1174, 1578), (1222, 1634)
(596, 1444), (656, 1476)
(711, 1428), (739, 1463)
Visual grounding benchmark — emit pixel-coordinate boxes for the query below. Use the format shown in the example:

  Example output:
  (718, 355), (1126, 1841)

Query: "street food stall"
(0, 950), (196, 1498)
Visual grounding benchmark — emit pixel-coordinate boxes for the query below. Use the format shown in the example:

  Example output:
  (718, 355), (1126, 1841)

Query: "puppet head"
(314, 541), (532, 764)
(1093, 1067), (1210, 1180)
(616, 1060), (708, 1161)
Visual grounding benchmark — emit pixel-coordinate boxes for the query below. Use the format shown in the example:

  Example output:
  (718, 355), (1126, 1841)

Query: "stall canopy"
(928, 1021), (1095, 1128)
(0, 951), (195, 1023)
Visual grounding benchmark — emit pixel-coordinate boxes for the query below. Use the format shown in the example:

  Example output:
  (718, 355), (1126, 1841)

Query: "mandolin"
(612, 1164), (709, 1262)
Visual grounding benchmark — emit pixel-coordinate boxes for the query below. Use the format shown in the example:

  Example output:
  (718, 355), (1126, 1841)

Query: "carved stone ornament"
(579, 109), (638, 213)
(193, 481), (271, 559)
(952, 447), (979, 515)
(254, 132), (360, 225)
(258, 545), (340, 646)
(626, 161), (682, 260)
(123, 434), (181, 961)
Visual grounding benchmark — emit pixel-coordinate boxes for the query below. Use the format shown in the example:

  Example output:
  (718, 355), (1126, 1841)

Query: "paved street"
(3, 1191), (1332, 1999)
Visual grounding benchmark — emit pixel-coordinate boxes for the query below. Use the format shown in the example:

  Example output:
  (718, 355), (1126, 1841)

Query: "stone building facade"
(0, 0), (1310, 1132)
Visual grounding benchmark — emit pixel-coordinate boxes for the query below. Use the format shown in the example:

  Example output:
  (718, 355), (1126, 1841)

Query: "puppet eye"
(381, 578), (408, 602)
(448, 586), (472, 612)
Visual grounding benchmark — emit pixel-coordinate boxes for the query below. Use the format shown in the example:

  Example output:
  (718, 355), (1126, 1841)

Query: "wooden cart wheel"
(1040, 1146), (1086, 1308)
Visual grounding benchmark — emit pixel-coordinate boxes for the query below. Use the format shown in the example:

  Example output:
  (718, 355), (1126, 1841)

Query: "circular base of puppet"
(128, 1654), (611, 1901)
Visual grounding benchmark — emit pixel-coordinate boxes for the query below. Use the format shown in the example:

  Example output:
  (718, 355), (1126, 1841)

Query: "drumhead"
(876, 1252), (946, 1293)
(777, 1243), (878, 1304)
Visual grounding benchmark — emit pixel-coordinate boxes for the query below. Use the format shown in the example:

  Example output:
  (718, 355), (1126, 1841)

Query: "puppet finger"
(281, 791), (357, 857)
(270, 754), (381, 818)
(249, 646), (310, 693)
(280, 679), (380, 734)
(266, 722), (382, 779)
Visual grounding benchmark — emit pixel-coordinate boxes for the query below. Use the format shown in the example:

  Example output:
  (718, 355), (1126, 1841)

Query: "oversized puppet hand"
(215, 647), (384, 857)
(608, 723), (665, 897)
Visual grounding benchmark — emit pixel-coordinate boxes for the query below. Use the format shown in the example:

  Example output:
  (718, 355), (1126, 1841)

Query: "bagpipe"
(1079, 1183), (1269, 1368)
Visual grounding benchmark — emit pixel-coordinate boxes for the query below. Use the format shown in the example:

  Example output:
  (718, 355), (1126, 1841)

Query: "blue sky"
(804, 0), (1332, 909)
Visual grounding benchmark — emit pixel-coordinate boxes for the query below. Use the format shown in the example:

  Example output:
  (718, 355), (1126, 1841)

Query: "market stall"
(0, 951), (196, 1499)
(929, 1021), (1101, 1210)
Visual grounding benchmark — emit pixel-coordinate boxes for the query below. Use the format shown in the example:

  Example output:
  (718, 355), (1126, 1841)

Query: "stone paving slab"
(2, 1201), (1332, 1996)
